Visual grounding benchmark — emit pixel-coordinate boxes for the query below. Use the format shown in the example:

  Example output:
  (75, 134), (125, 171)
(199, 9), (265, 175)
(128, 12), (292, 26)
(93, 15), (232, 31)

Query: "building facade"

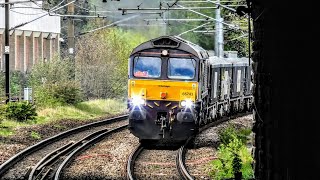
(0, 1), (60, 72)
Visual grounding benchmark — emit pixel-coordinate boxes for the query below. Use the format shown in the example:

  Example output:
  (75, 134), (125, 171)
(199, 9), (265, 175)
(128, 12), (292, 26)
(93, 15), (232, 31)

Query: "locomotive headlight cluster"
(181, 100), (194, 108)
(131, 96), (145, 106)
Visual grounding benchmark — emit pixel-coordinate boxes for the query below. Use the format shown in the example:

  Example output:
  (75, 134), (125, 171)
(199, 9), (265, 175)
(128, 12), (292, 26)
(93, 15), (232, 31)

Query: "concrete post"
(17, 32), (25, 72)
(56, 34), (60, 56)
(49, 35), (52, 61)
(22, 31), (26, 72)
(28, 32), (34, 70)
(33, 32), (40, 65)
(39, 32), (43, 62)
(9, 31), (16, 70)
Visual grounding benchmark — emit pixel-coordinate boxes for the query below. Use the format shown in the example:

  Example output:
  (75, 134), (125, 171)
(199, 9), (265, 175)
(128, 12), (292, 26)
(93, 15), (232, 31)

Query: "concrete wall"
(0, 2), (60, 72)
(0, 30), (60, 72)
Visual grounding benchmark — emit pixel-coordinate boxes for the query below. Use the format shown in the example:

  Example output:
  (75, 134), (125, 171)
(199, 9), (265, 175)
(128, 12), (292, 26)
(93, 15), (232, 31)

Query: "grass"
(0, 120), (34, 137)
(0, 99), (127, 137)
(30, 131), (41, 139)
(0, 127), (14, 137)
(36, 99), (127, 123)
(52, 124), (67, 131)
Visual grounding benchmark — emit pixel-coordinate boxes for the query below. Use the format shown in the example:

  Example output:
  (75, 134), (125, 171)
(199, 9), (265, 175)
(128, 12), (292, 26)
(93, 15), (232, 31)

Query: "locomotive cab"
(127, 36), (208, 141)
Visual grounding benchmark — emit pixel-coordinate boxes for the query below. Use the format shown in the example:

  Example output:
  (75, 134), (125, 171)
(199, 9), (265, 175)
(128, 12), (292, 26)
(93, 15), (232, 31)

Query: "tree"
(75, 22), (147, 99)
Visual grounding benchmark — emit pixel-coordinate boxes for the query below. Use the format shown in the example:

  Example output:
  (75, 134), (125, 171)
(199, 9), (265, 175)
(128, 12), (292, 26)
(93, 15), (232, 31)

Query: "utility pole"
(214, 0), (224, 57)
(67, 0), (75, 78)
(67, 0), (75, 58)
(4, 0), (10, 103)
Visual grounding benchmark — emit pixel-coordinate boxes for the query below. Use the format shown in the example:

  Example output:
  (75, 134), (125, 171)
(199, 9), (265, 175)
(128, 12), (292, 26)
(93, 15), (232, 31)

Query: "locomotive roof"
(208, 56), (232, 67)
(130, 36), (209, 59)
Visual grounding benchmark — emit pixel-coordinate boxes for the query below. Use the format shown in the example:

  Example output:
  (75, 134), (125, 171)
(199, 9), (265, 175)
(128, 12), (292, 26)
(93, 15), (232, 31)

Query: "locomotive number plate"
(180, 90), (195, 101)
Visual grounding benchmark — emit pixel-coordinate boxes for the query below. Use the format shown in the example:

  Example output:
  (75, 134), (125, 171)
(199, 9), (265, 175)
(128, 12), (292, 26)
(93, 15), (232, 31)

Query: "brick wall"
(251, 1), (267, 179)
(252, 0), (320, 179)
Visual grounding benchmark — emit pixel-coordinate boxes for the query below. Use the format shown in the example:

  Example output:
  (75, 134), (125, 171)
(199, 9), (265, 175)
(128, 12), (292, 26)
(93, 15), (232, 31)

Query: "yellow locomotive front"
(127, 36), (206, 142)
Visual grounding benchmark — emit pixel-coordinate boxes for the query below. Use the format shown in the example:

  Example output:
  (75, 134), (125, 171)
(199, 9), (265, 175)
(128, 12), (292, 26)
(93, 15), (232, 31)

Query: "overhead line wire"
(77, 14), (140, 36)
(9, 9), (45, 15)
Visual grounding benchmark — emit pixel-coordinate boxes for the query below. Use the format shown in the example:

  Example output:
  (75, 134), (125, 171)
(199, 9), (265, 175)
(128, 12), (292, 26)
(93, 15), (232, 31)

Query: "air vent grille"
(152, 38), (180, 48)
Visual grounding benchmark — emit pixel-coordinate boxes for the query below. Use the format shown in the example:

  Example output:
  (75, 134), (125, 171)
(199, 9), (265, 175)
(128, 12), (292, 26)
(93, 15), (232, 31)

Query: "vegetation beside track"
(0, 99), (127, 137)
(0, 27), (144, 137)
(209, 125), (254, 180)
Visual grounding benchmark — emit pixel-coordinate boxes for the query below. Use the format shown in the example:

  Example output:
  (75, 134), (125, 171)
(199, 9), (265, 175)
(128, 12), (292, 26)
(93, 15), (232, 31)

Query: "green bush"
(210, 139), (254, 179)
(0, 71), (26, 98)
(220, 125), (251, 145)
(28, 57), (83, 107)
(28, 57), (74, 87)
(34, 82), (83, 107)
(4, 101), (37, 122)
(209, 126), (254, 180)
(10, 71), (26, 96)
(0, 104), (6, 123)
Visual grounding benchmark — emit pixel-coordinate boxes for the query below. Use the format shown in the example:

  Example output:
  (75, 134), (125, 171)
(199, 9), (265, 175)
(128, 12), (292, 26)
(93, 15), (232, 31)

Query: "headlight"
(181, 100), (193, 108)
(131, 96), (145, 106)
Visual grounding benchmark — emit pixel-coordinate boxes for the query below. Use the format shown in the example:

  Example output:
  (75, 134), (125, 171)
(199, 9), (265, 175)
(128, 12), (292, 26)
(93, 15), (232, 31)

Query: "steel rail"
(29, 127), (112, 179)
(0, 114), (128, 176)
(176, 137), (194, 180)
(177, 111), (253, 179)
(54, 124), (128, 180)
(126, 144), (144, 180)
(126, 111), (252, 179)
(28, 142), (74, 180)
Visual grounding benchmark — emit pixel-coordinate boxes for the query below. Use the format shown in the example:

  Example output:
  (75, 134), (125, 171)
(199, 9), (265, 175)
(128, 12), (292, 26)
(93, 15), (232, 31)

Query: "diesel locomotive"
(127, 36), (253, 142)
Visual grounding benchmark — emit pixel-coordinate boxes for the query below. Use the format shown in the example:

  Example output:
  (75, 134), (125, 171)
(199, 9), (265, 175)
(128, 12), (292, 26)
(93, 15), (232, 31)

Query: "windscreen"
(168, 58), (196, 80)
(133, 57), (161, 78)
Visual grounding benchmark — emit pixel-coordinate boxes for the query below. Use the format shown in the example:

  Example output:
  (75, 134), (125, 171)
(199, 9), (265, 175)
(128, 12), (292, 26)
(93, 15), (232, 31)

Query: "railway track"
(0, 114), (128, 179)
(176, 138), (194, 180)
(127, 144), (182, 179)
(1, 112), (251, 179)
(54, 125), (127, 180)
(127, 144), (144, 180)
(127, 112), (252, 180)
